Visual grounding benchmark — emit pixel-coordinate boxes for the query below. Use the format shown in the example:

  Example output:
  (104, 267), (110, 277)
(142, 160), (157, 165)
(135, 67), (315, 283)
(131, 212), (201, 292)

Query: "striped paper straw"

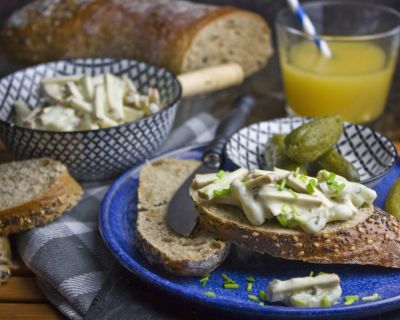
(287, 0), (332, 58)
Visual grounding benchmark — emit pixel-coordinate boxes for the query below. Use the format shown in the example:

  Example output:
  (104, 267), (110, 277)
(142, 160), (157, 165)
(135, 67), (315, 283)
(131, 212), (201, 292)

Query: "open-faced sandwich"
(190, 166), (400, 268)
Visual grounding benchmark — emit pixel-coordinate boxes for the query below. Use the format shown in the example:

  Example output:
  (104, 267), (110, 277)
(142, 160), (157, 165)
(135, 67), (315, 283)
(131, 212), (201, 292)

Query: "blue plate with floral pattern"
(100, 144), (400, 319)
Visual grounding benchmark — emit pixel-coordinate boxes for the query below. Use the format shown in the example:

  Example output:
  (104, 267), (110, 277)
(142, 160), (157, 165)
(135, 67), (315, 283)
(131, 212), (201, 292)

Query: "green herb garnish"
(213, 188), (231, 197)
(216, 170), (225, 179)
(344, 295), (359, 305)
(306, 179), (317, 194)
(362, 293), (381, 302)
(322, 296), (331, 307)
(259, 302), (265, 306)
(277, 214), (288, 227)
(199, 273), (211, 288)
(247, 282), (253, 292)
(309, 271), (314, 277)
(224, 283), (239, 289)
(288, 188), (299, 199)
(296, 299), (307, 307)
(259, 290), (266, 301)
(246, 276), (255, 282)
(204, 291), (216, 298)
(248, 295), (259, 302)
(222, 273), (235, 284)
(294, 167), (300, 178)
(279, 179), (286, 191)
(299, 174), (308, 183)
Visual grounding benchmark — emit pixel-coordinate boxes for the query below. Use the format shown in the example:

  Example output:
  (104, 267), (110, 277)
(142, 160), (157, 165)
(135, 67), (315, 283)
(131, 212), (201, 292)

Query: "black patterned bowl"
(0, 58), (181, 181)
(225, 117), (398, 187)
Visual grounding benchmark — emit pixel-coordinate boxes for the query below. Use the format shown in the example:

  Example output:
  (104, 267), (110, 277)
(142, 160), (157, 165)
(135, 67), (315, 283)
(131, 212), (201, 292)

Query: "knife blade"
(167, 95), (256, 236)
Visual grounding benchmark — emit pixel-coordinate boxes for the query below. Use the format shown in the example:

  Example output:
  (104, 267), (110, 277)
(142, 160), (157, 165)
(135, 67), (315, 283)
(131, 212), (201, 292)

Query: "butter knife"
(167, 95), (255, 236)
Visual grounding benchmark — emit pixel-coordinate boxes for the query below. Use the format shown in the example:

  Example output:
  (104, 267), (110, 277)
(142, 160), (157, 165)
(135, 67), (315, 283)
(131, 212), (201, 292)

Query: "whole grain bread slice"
(136, 158), (230, 276)
(191, 188), (400, 268)
(0, 158), (83, 235)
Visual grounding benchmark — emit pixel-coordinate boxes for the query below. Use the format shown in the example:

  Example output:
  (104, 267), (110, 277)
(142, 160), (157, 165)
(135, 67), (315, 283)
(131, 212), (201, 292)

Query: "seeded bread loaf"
(136, 158), (230, 276)
(2, 0), (272, 76)
(191, 188), (400, 268)
(0, 158), (83, 235)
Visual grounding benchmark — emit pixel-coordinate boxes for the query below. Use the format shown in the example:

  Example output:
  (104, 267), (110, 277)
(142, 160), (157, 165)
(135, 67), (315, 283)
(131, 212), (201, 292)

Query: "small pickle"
(284, 116), (343, 164)
(264, 134), (308, 174)
(312, 149), (360, 182)
(385, 177), (400, 218)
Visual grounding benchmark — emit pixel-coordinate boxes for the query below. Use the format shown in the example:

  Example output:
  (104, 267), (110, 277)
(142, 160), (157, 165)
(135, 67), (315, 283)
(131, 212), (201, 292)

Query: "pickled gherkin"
(312, 148), (360, 182)
(385, 177), (400, 218)
(264, 134), (308, 174)
(284, 116), (343, 164)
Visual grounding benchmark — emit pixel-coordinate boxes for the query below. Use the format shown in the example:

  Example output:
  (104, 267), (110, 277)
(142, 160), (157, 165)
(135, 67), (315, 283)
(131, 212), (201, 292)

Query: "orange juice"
(281, 42), (396, 123)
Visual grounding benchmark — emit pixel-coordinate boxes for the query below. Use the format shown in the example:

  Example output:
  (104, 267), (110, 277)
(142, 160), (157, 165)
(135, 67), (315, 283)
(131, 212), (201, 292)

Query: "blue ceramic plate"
(100, 144), (400, 319)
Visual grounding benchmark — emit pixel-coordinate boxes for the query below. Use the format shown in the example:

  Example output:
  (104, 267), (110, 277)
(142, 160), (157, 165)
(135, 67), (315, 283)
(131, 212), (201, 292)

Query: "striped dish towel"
(15, 113), (218, 320)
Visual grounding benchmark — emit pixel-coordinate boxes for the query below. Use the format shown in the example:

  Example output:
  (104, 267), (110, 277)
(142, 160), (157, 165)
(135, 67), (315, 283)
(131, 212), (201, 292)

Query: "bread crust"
(0, 171), (83, 235)
(2, 0), (271, 75)
(0, 236), (12, 285)
(136, 220), (230, 276)
(192, 188), (400, 268)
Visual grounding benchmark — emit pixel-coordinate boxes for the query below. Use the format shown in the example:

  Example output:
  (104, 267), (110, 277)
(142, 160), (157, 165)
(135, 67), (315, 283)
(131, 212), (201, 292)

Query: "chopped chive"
(216, 170), (225, 179)
(322, 296), (331, 307)
(259, 302), (265, 306)
(248, 295), (259, 302)
(241, 177), (249, 184)
(299, 174), (308, 183)
(317, 272), (326, 276)
(290, 204), (299, 214)
(259, 290), (266, 301)
(337, 183), (346, 193)
(294, 167), (300, 178)
(222, 273), (235, 284)
(204, 291), (216, 298)
(344, 295), (359, 305)
(247, 282), (253, 292)
(199, 273), (211, 287)
(327, 172), (336, 183)
(246, 276), (255, 282)
(281, 204), (289, 214)
(309, 271), (314, 277)
(306, 179), (317, 194)
(279, 179), (286, 191)
(296, 299), (307, 307)
(277, 214), (288, 227)
(224, 283), (239, 289)
(288, 188), (298, 199)
(362, 293), (381, 302)
(213, 188), (231, 197)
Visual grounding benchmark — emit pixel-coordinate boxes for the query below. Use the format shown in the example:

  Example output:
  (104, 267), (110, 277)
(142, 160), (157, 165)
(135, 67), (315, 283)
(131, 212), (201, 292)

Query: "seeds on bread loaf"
(0, 158), (83, 235)
(136, 158), (230, 276)
(2, 0), (272, 76)
(191, 188), (400, 268)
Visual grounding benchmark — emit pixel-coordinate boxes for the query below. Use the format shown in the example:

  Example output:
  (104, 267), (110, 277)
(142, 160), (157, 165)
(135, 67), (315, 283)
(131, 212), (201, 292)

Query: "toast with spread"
(190, 168), (400, 268)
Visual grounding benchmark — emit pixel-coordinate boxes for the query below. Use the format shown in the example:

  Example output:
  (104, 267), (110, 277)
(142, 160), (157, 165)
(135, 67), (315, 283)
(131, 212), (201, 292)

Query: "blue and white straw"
(287, 0), (332, 58)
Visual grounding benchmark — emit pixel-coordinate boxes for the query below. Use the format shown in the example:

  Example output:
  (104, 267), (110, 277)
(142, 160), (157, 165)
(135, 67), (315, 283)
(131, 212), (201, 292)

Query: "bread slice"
(0, 236), (12, 285)
(136, 158), (230, 276)
(191, 188), (400, 268)
(0, 158), (83, 235)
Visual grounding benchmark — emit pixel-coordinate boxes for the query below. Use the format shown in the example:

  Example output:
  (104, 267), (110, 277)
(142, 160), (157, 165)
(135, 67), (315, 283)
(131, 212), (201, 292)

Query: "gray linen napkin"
(15, 113), (218, 320)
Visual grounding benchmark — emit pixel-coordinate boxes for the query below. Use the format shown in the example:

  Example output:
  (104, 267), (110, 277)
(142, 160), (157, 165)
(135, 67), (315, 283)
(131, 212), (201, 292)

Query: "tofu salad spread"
(13, 73), (162, 131)
(266, 273), (342, 307)
(194, 167), (377, 233)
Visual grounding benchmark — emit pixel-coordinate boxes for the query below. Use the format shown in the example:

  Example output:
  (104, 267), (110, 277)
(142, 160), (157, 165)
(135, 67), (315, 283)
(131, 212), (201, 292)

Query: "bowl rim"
(225, 117), (398, 185)
(0, 58), (182, 134)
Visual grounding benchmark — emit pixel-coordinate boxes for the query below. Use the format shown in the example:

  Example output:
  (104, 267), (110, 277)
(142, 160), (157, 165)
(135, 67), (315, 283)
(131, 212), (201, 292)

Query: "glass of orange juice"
(276, 2), (400, 124)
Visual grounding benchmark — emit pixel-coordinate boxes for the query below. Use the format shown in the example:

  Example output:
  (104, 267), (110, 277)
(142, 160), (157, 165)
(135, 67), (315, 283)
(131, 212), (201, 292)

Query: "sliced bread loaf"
(136, 158), (230, 276)
(191, 188), (400, 268)
(0, 158), (83, 235)
(0, 236), (12, 285)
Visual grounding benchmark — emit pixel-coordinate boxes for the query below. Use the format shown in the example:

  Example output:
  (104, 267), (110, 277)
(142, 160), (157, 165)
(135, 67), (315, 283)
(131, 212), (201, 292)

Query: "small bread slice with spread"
(191, 167), (400, 268)
(136, 158), (230, 276)
(0, 158), (83, 235)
